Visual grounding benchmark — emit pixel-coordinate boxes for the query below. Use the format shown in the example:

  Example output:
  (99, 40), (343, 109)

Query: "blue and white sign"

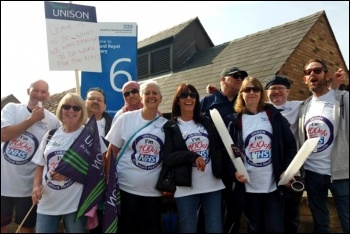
(81, 22), (137, 115)
(44, 1), (101, 72)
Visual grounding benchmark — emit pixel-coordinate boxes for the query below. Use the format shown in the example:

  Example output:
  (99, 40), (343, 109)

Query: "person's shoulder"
(156, 116), (168, 126)
(2, 102), (25, 111)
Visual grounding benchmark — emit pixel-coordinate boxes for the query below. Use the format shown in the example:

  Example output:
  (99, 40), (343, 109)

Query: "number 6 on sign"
(209, 108), (250, 182)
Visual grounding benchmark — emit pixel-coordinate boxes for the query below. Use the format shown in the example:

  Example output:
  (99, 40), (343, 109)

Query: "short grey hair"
(140, 80), (162, 96)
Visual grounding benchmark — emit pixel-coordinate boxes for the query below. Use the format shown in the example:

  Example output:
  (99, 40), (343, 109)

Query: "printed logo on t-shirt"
(36, 119), (49, 131)
(3, 131), (39, 165)
(245, 130), (272, 167)
(184, 132), (210, 167)
(45, 150), (74, 190)
(305, 116), (334, 152)
(131, 133), (163, 170)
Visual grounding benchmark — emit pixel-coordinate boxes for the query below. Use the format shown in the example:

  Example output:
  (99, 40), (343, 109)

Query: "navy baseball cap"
(221, 66), (248, 78)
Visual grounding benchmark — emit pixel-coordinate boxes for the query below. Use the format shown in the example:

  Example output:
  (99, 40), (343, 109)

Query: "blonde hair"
(56, 93), (88, 126)
(234, 77), (267, 114)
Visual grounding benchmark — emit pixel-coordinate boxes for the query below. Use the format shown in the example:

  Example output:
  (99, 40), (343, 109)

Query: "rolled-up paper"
(210, 108), (250, 182)
(38, 101), (42, 107)
(278, 137), (320, 186)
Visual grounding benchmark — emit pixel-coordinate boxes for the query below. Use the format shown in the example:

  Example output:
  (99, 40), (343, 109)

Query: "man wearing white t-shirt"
(1, 80), (60, 233)
(265, 75), (303, 233)
(298, 59), (349, 233)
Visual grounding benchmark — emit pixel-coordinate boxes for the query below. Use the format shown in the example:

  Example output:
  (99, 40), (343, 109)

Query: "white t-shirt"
(304, 90), (336, 175)
(174, 118), (225, 198)
(274, 100), (302, 144)
(1, 103), (60, 197)
(242, 112), (276, 193)
(105, 109), (167, 197)
(32, 126), (85, 215)
(111, 109), (123, 125)
(96, 117), (106, 138)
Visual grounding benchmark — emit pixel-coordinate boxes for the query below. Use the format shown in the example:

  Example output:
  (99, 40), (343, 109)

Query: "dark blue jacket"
(200, 90), (237, 127)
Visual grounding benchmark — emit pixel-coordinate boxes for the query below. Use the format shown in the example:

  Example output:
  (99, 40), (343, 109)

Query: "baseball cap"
(265, 75), (291, 90)
(221, 66), (248, 78)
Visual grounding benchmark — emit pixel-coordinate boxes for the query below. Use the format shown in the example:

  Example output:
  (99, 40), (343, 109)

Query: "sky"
(1, 1), (349, 104)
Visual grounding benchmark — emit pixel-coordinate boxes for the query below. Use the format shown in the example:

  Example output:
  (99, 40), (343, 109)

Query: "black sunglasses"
(178, 92), (198, 99)
(62, 104), (82, 111)
(242, 87), (261, 93)
(123, 89), (139, 97)
(230, 73), (245, 80)
(304, 67), (324, 76)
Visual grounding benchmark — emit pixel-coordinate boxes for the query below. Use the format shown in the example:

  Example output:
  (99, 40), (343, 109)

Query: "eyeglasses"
(62, 104), (82, 111)
(229, 73), (245, 80)
(304, 67), (324, 76)
(87, 97), (104, 102)
(178, 92), (198, 99)
(242, 87), (261, 93)
(268, 87), (287, 92)
(123, 89), (139, 97)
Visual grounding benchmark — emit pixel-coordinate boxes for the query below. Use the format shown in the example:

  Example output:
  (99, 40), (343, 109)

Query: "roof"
(138, 17), (214, 49)
(1, 94), (20, 110)
(156, 11), (323, 113)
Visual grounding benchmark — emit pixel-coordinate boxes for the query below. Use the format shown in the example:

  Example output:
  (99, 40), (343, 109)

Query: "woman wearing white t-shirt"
(228, 77), (297, 233)
(105, 80), (167, 233)
(162, 83), (225, 233)
(32, 93), (88, 233)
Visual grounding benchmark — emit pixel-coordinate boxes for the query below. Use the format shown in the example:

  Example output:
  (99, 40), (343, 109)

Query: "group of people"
(1, 58), (348, 233)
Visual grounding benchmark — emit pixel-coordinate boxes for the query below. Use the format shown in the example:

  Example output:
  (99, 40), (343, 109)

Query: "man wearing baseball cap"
(200, 66), (248, 233)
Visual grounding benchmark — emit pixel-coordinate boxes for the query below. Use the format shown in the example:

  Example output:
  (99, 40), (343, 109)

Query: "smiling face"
(140, 83), (162, 110)
(303, 61), (330, 97)
(62, 100), (82, 128)
(177, 90), (198, 115)
(27, 80), (50, 107)
(266, 85), (289, 106)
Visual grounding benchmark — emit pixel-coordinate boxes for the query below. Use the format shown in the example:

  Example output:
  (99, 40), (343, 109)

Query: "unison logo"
(52, 9), (90, 20)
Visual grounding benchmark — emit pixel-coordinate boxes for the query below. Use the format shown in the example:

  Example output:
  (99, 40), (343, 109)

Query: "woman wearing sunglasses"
(162, 83), (225, 233)
(228, 77), (297, 233)
(105, 80), (167, 233)
(111, 81), (143, 125)
(31, 93), (90, 233)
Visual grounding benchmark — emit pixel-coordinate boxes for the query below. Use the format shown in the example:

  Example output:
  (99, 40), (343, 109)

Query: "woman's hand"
(32, 185), (43, 205)
(195, 157), (206, 172)
(235, 171), (248, 183)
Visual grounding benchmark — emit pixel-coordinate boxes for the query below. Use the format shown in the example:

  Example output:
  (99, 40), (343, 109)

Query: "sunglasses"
(304, 67), (324, 76)
(230, 73), (245, 80)
(123, 89), (139, 97)
(178, 92), (198, 99)
(62, 104), (82, 111)
(242, 87), (261, 93)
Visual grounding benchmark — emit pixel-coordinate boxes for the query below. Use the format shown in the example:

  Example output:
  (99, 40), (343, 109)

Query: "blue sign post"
(81, 22), (137, 115)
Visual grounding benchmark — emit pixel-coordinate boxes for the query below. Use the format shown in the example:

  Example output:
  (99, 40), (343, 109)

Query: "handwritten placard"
(44, 2), (101, 72)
